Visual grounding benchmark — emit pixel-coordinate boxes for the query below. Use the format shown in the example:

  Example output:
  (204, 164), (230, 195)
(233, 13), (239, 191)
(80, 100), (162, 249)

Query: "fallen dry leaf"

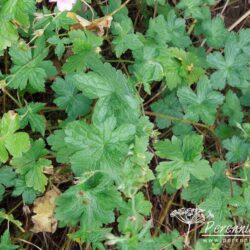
(67, 12), (113, 36)
(31, 186), (61, 233)
(43, 166), (54, 175)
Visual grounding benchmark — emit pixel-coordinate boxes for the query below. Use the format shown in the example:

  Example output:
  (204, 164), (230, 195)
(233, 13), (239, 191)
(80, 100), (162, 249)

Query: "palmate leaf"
(176, 0), (214, 20)
(232, 186), (250, 221)
(155, 134), (214, 189)
(0, 111), (30, 163)
(8, 40), (56, 92)
(207, 40), (250, 90)
(1, 0), (35, 28)
(147, 10), (191, 48)
(52, 76), (92, 119)
(0, 165), (16, 188)
(111, 17), (142, 57)
(62, 30), (103, 73)
(139, 230), (183, 250)
(0, 21), (18, 54)
(48, 35), (71, 59)
(33, 8), (75, 33)
(131, 40), (164, 92)
(182, 161), (241, 203)
(55, 175), (122, 229)
(107, 224), (182, 250)
(64, 116), (135, 176)
(131, 38), (205, 93)
(12, 177), (39, 204)
(0, 165), (16, 201)
(73, 60), (140, 125)
(195, 16), (229, 48)
(199, 188), (232, 231)
(222, 136), (249, 163)
(10, 139), (52, 192)
(118, 192), (152, 234)
(157, 48), (205, 90)
(69, 227), (111, 250)
(17, 102), (46, 136)
(238, 29), (250, 56)
(151, 91), (183, 129)
(222, 90), (243, 126)
(0, 230), (19, 250)
(0, 211), (24, 234)
(0, 0), (35, 53)
(118, 136), (154, 196)
(177, 76), (224, 125)
(47, 129), (75, 164)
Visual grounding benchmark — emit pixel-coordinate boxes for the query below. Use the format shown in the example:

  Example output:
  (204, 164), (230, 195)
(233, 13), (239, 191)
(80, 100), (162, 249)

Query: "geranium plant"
(0, 0), (250, 249)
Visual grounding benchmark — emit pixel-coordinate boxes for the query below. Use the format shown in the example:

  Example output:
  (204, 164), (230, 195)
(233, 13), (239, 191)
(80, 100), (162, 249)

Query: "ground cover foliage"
(0, 0), (250, 249)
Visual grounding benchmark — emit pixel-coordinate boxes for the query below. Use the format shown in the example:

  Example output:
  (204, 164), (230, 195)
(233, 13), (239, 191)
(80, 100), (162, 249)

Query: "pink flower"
(49, 0), (76, 12)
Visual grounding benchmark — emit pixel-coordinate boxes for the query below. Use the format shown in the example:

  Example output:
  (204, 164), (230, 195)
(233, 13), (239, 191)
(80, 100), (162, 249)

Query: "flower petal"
(57, 0), (74, 11)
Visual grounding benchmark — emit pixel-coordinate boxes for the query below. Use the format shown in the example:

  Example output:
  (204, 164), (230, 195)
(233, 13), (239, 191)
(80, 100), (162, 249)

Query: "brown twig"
(153, 193), (176, 237)
(145, 111), (215, 134)
(143, 85), (166, 107)
(15, 238), (43, 250)
(228, 9), (250, 31)
(109, 0), (131, 17)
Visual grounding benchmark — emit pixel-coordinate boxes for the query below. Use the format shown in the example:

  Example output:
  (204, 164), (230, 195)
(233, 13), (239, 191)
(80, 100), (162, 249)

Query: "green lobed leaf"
(0, 111), (30, 163)
(17, 102), (46, 136)
(12, 177), (39, 204)
(195, 17), (229, 48)
(62, 30), (103, 73)
(0, 165), (16, 201)
(74, 60), (140, 125)
(1, 0), (35, 28)
(176, 0), (214, 20)
(222, 90), (243, 126)
(157, 48), (205, 90)
(0, 230), (19, 250)
(111, 17), (142, 57)
(207, 41), (250, 90)
(64, 116), (135, 176)
(155, 134), (214, 188)
(177, 76), (224, 125)
(8, 41), (56, 92)
(223, 136), (249, 163)
(147, 11), (191, 48)
(48, 35), (71, 59)
(56, 177), (122, 229)
(151, 91), (183, 129)
(199, 188), (232, 231)
(10, 139), (52, 192)
(52, 76), (92, 119)
(182, 161), (241, 203)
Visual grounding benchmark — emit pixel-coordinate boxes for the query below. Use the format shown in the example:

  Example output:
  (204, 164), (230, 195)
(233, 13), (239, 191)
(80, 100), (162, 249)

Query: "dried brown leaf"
(67, 12), (113, 36)
(31, 186), (61, 233)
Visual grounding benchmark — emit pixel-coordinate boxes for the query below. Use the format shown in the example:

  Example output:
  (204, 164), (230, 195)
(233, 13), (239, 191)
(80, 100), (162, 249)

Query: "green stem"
(7, 201), (23, 215)
(2, 88), (22, 108)
(145, 111), (215, 134)
(106, 59), (134, 64)
(188, 19), (197, 34)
